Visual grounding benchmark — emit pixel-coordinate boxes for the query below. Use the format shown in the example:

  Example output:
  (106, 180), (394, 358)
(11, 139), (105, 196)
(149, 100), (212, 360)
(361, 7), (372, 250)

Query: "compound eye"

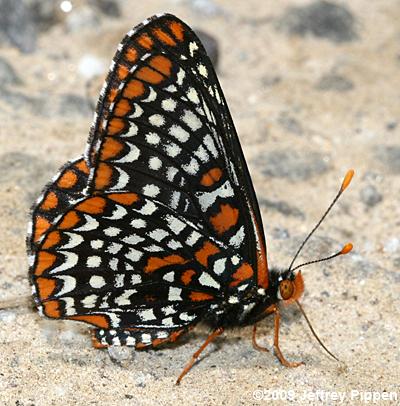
(279, 280), (294, 300)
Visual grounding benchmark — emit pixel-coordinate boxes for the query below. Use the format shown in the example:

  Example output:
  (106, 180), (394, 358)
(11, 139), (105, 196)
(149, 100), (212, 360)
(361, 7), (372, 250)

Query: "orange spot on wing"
(145, 255), (187, 273)
(108, 87), (118, 103)
(34, 216), (51, 242)
(76, 196), (107, 214)
(95, 163), (113, 190)
(230, 262), (254, 287)
(107, 193), (139, 205)
(114, 98), (131, 117)
(100, 138), (124, 161)
(42, 300), (61, 318)
(107, 118), (125, 135)
(137, 34), (153, 49)
(200, 167), (222, 187)
(68, 315), (110, 329)
(41, 231), (61, 249)
(135, 66), (164, 84)
(75, 159), (90, 174)
(117, 64), (129, 80)
(40, 191), (58, 211)
(59, 210), (80, 229)
(123, 79), (145, 99)
(34, 251), (57, 275)
(181, 269), (196, 285)
(169, 21), (185, 41)
(125, 47), (138, 62)
(210, 204), (239, 235)
(189, 292), (214, 301)
(153, 28), (176, 46)
(195, 241), (220, 267)
(57, 170), (78, 189)
(36, 277), (57, 300)
(135, 342), (148, 349)
(149, 55), (172, 77)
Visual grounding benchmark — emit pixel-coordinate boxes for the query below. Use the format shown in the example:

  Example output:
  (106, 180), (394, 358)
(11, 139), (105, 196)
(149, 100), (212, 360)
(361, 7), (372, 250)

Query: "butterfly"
(27, 13), (354, 384)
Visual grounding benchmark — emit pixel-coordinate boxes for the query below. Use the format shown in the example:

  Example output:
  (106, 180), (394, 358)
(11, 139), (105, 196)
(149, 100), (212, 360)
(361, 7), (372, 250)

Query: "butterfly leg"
(273, 307), (304, 368)
(176, 327), (224, 385)
(252, 324), (269, 352)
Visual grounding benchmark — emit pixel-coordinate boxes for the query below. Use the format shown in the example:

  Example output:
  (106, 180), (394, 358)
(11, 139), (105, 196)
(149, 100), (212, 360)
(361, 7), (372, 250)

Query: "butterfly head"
(276, 271), (304, 304)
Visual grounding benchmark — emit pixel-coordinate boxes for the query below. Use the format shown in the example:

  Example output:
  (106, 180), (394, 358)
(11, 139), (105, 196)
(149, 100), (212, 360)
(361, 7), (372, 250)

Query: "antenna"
(288, 169), (354, 271)
(290, 243), (353, 272)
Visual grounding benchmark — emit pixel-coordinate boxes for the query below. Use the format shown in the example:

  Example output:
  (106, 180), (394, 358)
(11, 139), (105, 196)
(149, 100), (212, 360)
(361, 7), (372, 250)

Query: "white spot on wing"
(56, 275), (76, 296)
(181, 110), (202, 131)
(89, 275), (106, 289)
(196, 181), (234, 211)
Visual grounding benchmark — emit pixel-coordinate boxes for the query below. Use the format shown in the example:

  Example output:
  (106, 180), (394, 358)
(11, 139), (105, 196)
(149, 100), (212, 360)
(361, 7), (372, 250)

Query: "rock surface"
(0, 1), (399, 405)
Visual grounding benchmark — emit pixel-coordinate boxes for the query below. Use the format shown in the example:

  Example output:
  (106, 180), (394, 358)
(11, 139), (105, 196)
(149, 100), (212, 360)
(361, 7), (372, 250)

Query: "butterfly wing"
(30, 192), (249, 338)
(28, 14), (268, 343)
(86, 13), (268, 288)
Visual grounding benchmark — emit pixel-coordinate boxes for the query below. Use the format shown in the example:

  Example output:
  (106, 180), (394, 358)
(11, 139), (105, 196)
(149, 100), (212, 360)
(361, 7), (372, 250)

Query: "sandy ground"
(0, 0), (399, 405)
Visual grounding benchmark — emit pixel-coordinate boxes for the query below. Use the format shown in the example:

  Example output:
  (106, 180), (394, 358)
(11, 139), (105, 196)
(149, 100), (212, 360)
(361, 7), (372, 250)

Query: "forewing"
(86, 14), (268, 288)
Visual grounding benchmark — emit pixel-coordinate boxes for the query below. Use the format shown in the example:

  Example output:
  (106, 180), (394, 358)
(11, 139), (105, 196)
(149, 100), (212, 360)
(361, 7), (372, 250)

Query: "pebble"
(90, 0), (120, 18)
(258, 150), (330, 181)
(316, 74), (354, 92)
(108, 346), (134, 367)
(360, 184), (382, 207)
(277, 0), (357, 43)
(278, 112), (304, 135)
(259, 198), (305, 218)
(376, 146), (400, 174)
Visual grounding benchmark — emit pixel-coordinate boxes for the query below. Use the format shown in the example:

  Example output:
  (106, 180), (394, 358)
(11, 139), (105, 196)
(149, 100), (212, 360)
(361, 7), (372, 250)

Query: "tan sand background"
(0, 0), (399, 404)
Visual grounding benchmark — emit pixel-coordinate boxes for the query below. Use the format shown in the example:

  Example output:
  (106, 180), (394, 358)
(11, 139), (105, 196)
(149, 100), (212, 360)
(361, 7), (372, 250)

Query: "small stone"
(386, 121), (397, 131)
(376, 146), (400, 174)
(89, 0), (120, 17)
(259, 198), (305, 218)
(195, 29), (219, 69)
(271, 227), (290, 240)
(360, 185), (382, 207)
(107, 346), (134, 367)
(278, 113), (303, 135)
(0, 0), (37, 52)
(277, 0), (357, 43)
(316, 74), (354, 92)
(0, 57), (21, 86)
(135, 372), (153, 387)
(257, 150), (330, 181)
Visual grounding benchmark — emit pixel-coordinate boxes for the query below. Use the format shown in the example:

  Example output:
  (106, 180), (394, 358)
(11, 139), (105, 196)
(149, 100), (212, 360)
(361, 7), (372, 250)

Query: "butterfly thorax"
(204, 268), (288, 328)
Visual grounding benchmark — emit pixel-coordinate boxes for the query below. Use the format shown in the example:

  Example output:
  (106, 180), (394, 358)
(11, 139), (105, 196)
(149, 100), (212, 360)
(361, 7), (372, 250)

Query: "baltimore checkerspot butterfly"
(27, 13), (354, 384)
